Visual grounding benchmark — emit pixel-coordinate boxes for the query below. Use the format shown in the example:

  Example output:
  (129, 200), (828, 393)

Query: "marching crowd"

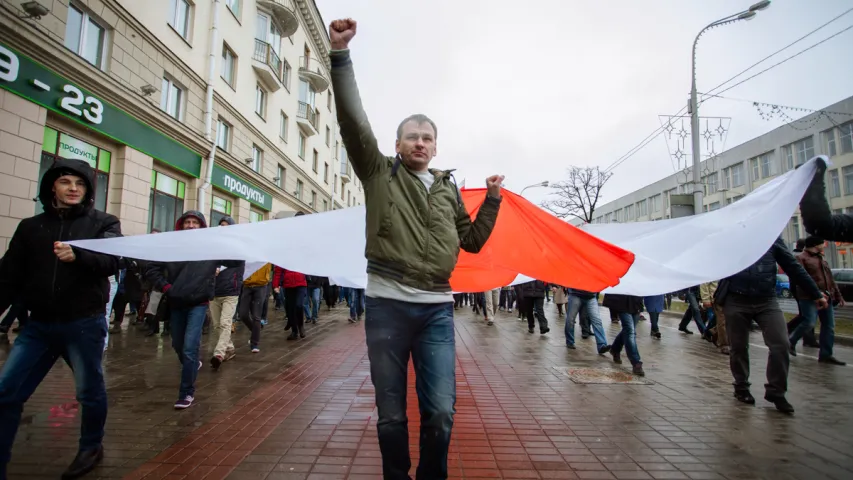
(0, 16), (848, 480)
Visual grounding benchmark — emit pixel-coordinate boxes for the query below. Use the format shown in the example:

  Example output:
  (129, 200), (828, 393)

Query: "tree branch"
(541, 166), (612, 223)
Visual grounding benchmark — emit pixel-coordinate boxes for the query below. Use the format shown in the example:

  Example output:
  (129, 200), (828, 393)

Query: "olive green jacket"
(329, 49), (501, 292)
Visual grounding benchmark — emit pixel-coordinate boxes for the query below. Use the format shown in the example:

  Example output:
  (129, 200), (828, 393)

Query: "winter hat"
(804, 236), (825, 248)
(794, 238), (806, 251)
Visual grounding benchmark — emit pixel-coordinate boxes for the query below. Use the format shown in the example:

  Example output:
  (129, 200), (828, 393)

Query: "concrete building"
(0, 0), (364, 251)
(589, 95), (853, 267)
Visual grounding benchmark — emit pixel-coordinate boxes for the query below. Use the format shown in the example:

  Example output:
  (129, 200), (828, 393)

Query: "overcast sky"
(316, 0), (853, 208)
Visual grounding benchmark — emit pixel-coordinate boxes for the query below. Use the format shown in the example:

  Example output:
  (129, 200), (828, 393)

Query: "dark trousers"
(239, 285), (266, 347)
(111, 290), (128, 325)
(786, 315), (818, 346)
(0, 316), (107, 466)
(260, 284), (270, 321)
(525, 297), (548, 331)
(679, 291), (707, 333)
(364, 297), (455, 480)
(285, 287), (307, 334)
(723, 294), (789, 397)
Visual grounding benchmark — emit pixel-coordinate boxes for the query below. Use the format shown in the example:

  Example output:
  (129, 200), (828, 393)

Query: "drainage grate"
(552, 366), (654, 385)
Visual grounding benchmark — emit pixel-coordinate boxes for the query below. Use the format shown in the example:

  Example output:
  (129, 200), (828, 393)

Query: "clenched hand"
(329, 18), (357, 50)
(486, 175), (505, 199)
(54, 242), (76, 263)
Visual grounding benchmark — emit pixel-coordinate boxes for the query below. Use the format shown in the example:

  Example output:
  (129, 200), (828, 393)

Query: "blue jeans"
(0, 316), (107, 465)
(303, 287), (321, 320)
(170, 305), (207, 398)
(611, 312), (642, 366)
(791, 300), (835, 359)
(350, 289), (365, 319)
(679, 291), (706, 334)
(364, 297), (456, 480)
(565, 296), (609, 350)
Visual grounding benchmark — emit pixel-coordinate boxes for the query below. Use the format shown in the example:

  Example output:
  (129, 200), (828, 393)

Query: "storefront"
(0, 41), (203, 238)
(211, 164), (272, 222)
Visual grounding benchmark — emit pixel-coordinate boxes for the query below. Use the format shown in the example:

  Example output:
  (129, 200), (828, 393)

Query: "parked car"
(776, 274), (791, 298)
(832, 268), (853, 302)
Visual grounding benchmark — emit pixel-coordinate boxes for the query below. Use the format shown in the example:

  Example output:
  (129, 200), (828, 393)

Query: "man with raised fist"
(329, 18), (504, 479)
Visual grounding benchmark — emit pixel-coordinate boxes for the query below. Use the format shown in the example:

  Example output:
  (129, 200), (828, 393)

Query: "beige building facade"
(589, 96), (853, 267)
(0, 0), (363, 251)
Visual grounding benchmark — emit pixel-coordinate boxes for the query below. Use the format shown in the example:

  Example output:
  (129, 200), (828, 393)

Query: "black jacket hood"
(175, 210), (208, 230)
(219, 216), (236, 226)
(38, 158), (96, 214)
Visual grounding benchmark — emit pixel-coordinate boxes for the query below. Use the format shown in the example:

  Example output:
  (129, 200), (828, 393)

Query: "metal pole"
(690, 61), (702, 215)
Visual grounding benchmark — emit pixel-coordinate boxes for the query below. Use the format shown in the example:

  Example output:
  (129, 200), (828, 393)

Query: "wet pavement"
(2, 300), (852, 480)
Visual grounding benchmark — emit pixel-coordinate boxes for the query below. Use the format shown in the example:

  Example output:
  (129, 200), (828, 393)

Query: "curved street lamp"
(520, 180), (550, 196)
(690, 1), (771, 214)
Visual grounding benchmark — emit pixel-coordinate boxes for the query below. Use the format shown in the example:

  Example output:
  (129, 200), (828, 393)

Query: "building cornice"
(295, 0), (330, 67)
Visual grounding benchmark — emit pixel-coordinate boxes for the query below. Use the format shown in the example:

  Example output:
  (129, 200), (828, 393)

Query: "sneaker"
(566, 344), (576, 350)
(765, 394), (794, 414)
(818, 356), (846, 366)
(261, 319), (268, 326)
(611, 351), (622, 364)
(651, 330), (662, 339)
(679, 327), (693, 335)
(598, 345), (612, 355)
(210, 355), (223, 370)
(174, 396), (194, 409)
(540, 327), (550, 335)
(251, 346), (260, 353)
(734, 390), (755, 405)
(528, 328), (534, 334)
(632, 363), (645, 376)
(788, 344), (797, 357)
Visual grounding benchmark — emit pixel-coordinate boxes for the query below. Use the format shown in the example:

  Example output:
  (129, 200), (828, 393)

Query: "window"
(221, 44), (236, 87)
(275, 164), (285, 189)
(295, 179), (303, 200)
(64, 4), (107, 69)
(282, 59), (292, 91)
(210, 195), (233, 227)
(250, 210), (264, 223)
(225, 0), (239, 17)
(327, 92), (332, 111)
(705, 172), (718, 194)
(251, 144), (262, 173)
(312, 149), (319, 172)
(750, 158), (759, 181)
(311, 191), (317, 209)
(340, 147), (348, 175)
(341, 183), (345, 201)
(624, 204), (634, 221)
(298, 132), (306, 159)
(750, 152), (773, 180)
(334, 174), (338, 193)
(636, 199), (648, 217)
(729, 163), (744, 188)
(844, 166), (853, 195)
(823, 129), (837, 157)
(168, 0), (192, 40)
(149, 171), (186, 233)
(708, 201), (721, 211)
(39, 127), (111, 215)
(785, 137), (814, 170)
(347, 191), (351, 207)
(160, 77), (184, 120)
(325, 126), (332, 146)
(324, 162), (329, 183)
(322, 199), (328, 212)
(840, 122), (853, 154)
(650, 194), (661, 213)
(255, 84), (267, 118)
(790, 216), (800, 240)
(216, 119), (230, 151)
(279, 112), (289, 142)
(830, 170), (841, 198)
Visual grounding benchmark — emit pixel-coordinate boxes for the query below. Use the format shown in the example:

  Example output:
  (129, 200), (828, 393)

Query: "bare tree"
(542, 166), (613, 223)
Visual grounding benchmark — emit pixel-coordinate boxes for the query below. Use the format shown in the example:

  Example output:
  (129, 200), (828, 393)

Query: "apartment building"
(588, 95), (853, 267)
(0, 0), (364, 252)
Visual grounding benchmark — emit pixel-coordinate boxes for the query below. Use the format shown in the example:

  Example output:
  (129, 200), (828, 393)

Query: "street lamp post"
(690, 0), (770, 214)
(520, 180), (550, 196)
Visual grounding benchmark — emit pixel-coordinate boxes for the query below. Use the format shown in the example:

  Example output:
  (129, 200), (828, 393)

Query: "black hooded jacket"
(213, 216), (245, 297)
(145, 211), (242, 308)
(0, 158), (122, 322)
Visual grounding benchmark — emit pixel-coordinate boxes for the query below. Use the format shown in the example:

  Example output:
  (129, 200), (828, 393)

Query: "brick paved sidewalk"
(2, 301), (852, 480)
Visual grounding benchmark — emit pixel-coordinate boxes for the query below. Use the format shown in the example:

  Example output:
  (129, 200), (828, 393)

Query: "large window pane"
(65, 6), (83, 54)
(152, 191), (179, 232)
(83, 17), (105, 67)
(95, 171), (108, 212)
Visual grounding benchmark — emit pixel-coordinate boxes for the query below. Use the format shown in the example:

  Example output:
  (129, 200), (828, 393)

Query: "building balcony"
(299, 56), (330, 93)
(252, 39), (283, 92)
(340, 161), (351, 184)
(296, 101), (319, 136)
(257, 0), (299, 37)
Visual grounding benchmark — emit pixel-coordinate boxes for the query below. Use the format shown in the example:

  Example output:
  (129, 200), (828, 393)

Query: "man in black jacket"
(146, 211), (240, 409)
(209, 216), (244, 370)
(716, 236), (825, 414)
(521, 280), (550, 335)
(0, 159), (121, 479)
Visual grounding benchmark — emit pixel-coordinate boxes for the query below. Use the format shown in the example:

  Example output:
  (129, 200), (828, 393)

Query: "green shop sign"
(0, 42), (201, 177)
(211, 164), (271, 211)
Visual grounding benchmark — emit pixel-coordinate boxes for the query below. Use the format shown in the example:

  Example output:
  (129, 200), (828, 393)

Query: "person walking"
(521, 280), (550, 335)
(0, 159), (121, 479)
(643, 294), (665, 339)
(715, 236), (824, 413)
(603, 294), (646, 376)
(329, 17), (503, 480)
(564, 288), (610, 354)
(145, 211), (241, 409)
(240, 263), (272, 353)
(552, 284), (568, 317)
(209, 216), (243, 370)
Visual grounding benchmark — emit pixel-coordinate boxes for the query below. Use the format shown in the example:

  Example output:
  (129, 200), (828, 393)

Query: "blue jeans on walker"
(791, 300), (835, 359)
(611, 312), (642, 366)
(169, 305), (207, 399)
(564, 296), (609, 350)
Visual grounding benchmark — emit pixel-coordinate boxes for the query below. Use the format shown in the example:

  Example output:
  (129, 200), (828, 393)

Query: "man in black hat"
(0, 158), (121, 479)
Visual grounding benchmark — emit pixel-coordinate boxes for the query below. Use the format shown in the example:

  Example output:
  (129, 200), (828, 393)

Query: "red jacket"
(273, 266), (307, 288)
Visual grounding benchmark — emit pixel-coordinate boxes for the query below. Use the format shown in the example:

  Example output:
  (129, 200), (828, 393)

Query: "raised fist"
(329, 18), (357, 50)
